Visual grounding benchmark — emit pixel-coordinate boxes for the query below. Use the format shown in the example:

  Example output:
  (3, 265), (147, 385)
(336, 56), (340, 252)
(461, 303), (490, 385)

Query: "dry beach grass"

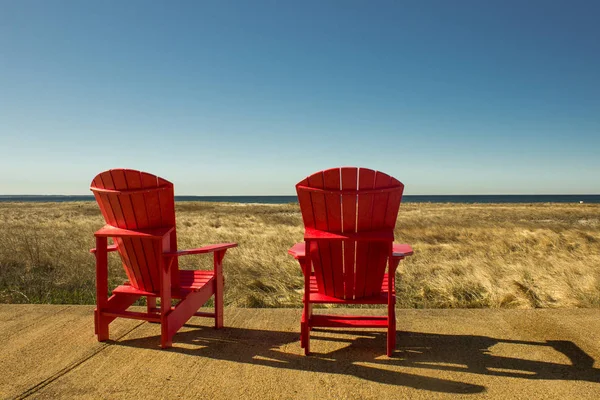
(0, 201), (599, 308)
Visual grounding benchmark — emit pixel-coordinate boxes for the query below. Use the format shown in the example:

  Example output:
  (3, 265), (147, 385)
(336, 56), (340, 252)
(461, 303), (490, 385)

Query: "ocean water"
(0, 194), (599, 204)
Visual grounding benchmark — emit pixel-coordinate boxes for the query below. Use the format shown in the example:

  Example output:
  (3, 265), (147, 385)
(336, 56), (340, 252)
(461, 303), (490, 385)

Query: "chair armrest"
(290, 242), (412, 259)
(304, 227), (394, 242)
(163, 243), (237, 257)
(288, 243), (306, 259)
(94, 225), (174, 240)
(90, 244), (118, 254)
(392, 243), (413, 258)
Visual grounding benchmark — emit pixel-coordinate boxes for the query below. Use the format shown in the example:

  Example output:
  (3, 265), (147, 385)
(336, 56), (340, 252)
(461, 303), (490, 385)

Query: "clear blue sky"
(1, 0), (598, 195)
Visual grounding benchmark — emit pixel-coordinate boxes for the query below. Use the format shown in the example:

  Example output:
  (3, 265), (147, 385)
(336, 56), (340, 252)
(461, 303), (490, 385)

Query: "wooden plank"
(323, 168), (344, 298)
(308, 171), (328, 232)
(194, 311), (216, 318)
(364, 172), (389, 299)
(309, 275), (388, 295)
(355, 168), (376, 298)
(146, 242), (161, 292)
(179, 270), (215, 289)
(307, 171), (333, 296)
(296, 185), (401, 195)
(128, 174), (159, 292)
(287, 242), (305, 259)
(392, 243), (414, 257)
(365, 171), (392, 297)
(140, 172), (162, 227)
(95, 236), (109, 340)
(165, 243), (238, 256)
(103, 171), (126, 228)
(356, 168), (376, 229)
(307, 241), (324, 294)
(300, 182), (323, 294)
(111, 169), (137, 229)
(93, 192), (115, 225)
(157, 177), (176, 226)
(101, 310), (161, 323)
(89, 244), (118, 254)
(113, 239), (136, 288)
(158, 177), (178, 284)
(341, 167), (358, 299)
(296, 177), (315, 229)
(112, 269), (214, 299)
(100, 172), (138, 287)
(112, 284), (158, 297)
(304, 227), (394, 241)
(94, 225), (174, 239)
(138, 238), (157, 292)
(91, 175), (116, 226)
(113, 174), (152, 293)
(213, 251), (225, 328)
(384, 178), (404, 230)
(166, 282), (214, 339)
(160, 252), (173, 348)
(323, 168), (342, 231)
(388, 260), (396, 356)
(91, 172), (140, 290)
(310, 315), (388, 328)
(371, 171), (392, 229)
(125, 169), (150, 228)
(121, 237), (147, 291)
(309, 292), (387, 304)
(365, 242), (390, 297)
(102, 293), (142, 325)
(137, 170), (168, 290)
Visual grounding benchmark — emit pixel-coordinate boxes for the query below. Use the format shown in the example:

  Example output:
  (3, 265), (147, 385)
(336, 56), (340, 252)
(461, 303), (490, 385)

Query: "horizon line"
(1, 194), (599, 197)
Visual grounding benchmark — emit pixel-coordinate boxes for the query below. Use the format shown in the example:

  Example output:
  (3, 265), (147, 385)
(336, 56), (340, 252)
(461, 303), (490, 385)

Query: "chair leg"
(160, 256), (173, 348)
(387, 302), (396, 357)
(387, 259), (399, 357)
(95, 236), (109, 342)
(214, 286), (224, 329)
(214, 251), (225, 329)
(300, 322), (306, 348)
(147, 297), (159, 324)
(95, 309), (109, 342)
(161, 316), (172, 349)
(147, 296), (157, 313)
(303, 322), (310, 355)
(303, 302), (312, 355)
(299, 257), (313, 355)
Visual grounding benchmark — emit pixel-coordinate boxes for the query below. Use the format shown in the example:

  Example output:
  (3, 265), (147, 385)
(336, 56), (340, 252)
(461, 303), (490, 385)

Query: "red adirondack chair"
(289, 167), (413, 356)
(90, 169), (237, 348)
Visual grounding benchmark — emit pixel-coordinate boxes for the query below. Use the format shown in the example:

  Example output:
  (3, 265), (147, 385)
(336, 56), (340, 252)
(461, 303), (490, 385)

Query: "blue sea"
(1, 194), (599, 204)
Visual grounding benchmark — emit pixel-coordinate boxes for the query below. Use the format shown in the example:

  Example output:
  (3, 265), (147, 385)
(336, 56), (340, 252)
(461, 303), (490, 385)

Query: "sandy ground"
(1, 305), (600, 399)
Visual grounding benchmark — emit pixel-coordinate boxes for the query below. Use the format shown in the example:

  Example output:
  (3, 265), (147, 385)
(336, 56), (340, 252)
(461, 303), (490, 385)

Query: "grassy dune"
(0, 201), (599, 308)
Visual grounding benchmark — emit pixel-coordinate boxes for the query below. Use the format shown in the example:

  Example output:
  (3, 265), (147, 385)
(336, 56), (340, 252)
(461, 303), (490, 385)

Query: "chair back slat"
(341, 167), (358, 299)
(305, 171), (331, 296)
(323, 169), (344, 298)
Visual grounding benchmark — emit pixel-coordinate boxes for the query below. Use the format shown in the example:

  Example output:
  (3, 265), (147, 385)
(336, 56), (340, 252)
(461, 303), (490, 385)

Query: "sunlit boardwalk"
(2, 305), (600, 399)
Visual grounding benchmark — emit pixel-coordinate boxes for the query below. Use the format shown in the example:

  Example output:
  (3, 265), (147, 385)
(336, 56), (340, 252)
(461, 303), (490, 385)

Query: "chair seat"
(113, 270), (215, 299)
(308, 274), (392, 304)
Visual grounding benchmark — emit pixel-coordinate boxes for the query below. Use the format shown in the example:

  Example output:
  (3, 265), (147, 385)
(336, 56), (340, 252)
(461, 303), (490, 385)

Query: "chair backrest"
(90, 169), (179, 292)
(296, 167), (404, 300)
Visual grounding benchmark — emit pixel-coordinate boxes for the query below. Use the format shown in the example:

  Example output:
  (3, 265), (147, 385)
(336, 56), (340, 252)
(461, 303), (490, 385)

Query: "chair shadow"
(111, 324), (600, 395)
